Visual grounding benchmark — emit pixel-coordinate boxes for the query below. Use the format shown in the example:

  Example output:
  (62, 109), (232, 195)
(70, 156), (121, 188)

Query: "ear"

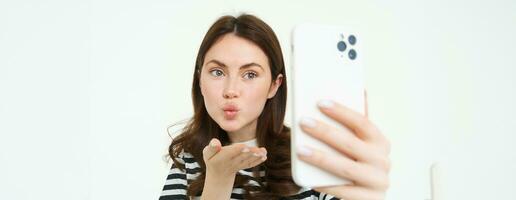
(267, 74), (283, 99)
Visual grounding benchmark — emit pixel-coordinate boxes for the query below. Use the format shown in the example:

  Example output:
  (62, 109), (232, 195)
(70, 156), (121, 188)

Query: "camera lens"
(348, 35), (356, 45)
(348, 49), (357, 60)
(337, 41), (347, 52)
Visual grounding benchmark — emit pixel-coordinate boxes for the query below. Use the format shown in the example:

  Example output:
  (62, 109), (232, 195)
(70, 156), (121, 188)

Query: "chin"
(219, 124), (241, 132)
(217, 120), (242, 132)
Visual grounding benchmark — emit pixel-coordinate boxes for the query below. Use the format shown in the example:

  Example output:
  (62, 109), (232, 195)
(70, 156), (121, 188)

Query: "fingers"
(233, 147), (267, 170)
(300, 117), (365, 158)
(296, 146), (389, 190)
(317, 99), (383, 143)
(202, 138), (222, 161)
(208, 142), (267, 172)
(218, 143), (249, 160)
(299, 118), (390, 172)
(314, 185), (386, 200)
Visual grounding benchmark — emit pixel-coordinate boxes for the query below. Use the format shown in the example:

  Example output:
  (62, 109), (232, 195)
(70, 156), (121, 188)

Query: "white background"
(1, 0), (515, 199)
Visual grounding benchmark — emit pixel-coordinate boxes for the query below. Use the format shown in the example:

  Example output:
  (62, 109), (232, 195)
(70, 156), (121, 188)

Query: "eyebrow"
(205, 59), (264, 71)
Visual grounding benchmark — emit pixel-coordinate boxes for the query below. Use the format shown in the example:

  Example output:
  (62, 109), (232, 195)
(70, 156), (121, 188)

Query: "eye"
(209, 69), (224, 77)
(243, 71), (258, 80)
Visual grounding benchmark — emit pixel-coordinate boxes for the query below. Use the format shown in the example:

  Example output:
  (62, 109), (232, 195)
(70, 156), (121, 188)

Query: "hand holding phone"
(290, 25), (390, 199)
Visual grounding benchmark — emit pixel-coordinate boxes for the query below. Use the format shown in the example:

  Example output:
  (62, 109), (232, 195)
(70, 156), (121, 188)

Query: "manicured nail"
(318, 100), (334, 108)
(297, 146), (313, 157)
(209, 139), (217, 147)
(300, 117), (316, 128)
(242, 148), (250, 153)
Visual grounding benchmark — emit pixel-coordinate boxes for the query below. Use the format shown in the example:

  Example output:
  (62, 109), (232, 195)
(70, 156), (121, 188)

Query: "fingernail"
(253, 152), (261, 157)
(242, 148), (250, 153)
(318, 100), (334, 108)
(209, 139), (217, 147)
(300, 117), (316, 128)
(297, 146), (313, 157)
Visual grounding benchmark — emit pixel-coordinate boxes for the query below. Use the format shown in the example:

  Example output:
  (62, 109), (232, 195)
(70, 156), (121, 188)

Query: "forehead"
(203, 33), (269, 70)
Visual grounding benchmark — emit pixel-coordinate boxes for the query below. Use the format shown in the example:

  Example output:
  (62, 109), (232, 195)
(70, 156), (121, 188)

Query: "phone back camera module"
(337, 34), (357, 61)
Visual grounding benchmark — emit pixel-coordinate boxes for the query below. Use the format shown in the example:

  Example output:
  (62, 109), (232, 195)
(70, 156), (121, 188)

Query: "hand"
(296, 91), (391, 200)
(202, 138), (267, 177)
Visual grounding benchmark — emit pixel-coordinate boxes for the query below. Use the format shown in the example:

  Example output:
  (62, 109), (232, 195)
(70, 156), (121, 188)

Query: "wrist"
(201, 170), (236, 200)
(205, 169), (236, 183)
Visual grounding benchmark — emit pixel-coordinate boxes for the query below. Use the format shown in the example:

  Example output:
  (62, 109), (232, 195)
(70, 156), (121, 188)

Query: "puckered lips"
(222, 103), (239, 120)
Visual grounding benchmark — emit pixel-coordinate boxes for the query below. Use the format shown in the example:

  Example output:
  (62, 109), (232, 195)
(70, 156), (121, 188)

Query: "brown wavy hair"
(167, 14), (301, 199)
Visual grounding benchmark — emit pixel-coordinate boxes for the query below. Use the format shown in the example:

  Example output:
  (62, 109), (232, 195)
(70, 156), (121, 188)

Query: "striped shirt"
(159, 139), (338, 200)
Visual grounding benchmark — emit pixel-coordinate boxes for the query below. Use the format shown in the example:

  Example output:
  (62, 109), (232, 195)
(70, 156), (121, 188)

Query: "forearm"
(200, 171), (236, 200)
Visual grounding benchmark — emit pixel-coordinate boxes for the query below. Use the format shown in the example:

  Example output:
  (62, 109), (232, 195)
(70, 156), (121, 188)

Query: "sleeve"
(159, 152), (189, 200)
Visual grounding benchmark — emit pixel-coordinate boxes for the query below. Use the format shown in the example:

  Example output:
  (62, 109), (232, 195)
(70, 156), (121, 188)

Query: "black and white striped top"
(159, 139), (338, 200)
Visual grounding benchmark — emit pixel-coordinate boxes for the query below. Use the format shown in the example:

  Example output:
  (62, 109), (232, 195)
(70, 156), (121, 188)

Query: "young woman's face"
(199, 33), (282, 137)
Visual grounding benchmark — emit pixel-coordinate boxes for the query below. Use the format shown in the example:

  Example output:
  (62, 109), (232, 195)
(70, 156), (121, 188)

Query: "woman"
(160, 14), (390, 200)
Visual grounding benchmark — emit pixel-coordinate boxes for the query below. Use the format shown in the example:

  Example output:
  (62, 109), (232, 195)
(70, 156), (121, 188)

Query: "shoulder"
(174, 150), (202, 178)
(171, 149), (196, 165)
(161, 151), (192, 199)
(180, 150), (197, 165)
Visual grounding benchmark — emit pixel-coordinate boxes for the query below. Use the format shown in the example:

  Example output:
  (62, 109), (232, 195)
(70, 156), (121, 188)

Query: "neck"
(227, 120), (257, 143)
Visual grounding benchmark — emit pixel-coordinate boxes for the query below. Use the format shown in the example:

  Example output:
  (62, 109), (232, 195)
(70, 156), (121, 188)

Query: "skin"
(199, 33), (280, 200)
(297, 92), (391, 200)
(199, 33), (282, 143)
(198, 33), (390, 200)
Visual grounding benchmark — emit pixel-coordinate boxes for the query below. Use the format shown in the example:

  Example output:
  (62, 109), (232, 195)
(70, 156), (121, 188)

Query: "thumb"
(202, 138), (221, 161)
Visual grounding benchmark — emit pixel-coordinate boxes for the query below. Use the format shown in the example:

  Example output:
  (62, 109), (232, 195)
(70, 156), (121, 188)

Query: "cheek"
(200, 76), (214, 96)
(249, 79), (272, 98)
(243, 81), (271, 108)
(200, 80), (222, 107)
(248, 84), (269, 99)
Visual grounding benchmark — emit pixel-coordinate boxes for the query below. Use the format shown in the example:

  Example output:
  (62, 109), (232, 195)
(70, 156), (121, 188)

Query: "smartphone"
(290, 24), (366, 188)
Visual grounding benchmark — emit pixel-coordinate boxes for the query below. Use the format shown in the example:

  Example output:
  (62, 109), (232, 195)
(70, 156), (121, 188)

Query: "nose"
(223, 91), (237, 99)
(223, 77), (240, 99)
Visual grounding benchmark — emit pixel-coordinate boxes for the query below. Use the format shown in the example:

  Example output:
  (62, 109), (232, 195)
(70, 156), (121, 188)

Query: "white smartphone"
(290, 24), (366, 188)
